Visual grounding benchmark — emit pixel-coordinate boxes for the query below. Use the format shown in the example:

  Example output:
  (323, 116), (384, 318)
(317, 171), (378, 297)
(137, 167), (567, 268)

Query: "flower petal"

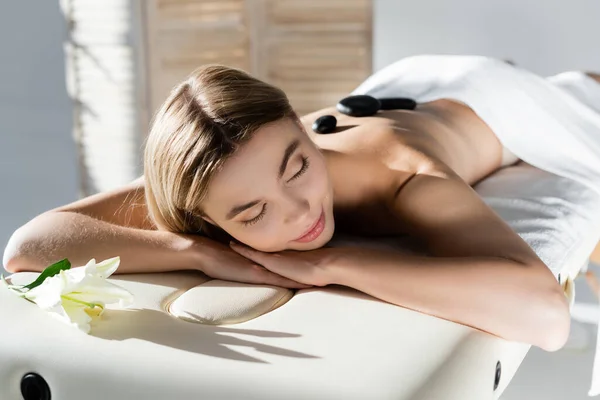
(24, 274), (65, 310)
(61, 298), (92, 333)
(55, 267), (88, 295)
(90, 257), (121, 279)
(67, 277), (134, 308)
(82, 258), (97, 269)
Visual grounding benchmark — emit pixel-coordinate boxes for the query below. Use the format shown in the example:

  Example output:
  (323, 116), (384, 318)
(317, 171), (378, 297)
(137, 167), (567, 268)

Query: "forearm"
(3, 211), (205, 274)
(328, 248), (569, 351)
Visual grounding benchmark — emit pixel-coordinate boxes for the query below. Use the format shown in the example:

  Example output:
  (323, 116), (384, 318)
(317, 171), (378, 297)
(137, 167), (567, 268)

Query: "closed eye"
(288, 156), (310, 182)
(242, 204), (267, 226)
(240, 156), (309, 226)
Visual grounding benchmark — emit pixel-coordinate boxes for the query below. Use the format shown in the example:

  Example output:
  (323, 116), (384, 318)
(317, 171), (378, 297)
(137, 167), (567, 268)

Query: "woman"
(6, 56), (600, 352)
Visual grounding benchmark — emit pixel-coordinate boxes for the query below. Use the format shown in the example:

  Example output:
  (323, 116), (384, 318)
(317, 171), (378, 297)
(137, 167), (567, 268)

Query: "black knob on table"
(21, 372), (51, 400)
(312, 115), (337, 134)
(494, 361), (502, 391)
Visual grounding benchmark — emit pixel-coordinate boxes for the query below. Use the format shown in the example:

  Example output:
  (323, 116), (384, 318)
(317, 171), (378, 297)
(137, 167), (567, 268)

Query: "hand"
(229, 241), (337, 287)
(184, 236), (312, 289)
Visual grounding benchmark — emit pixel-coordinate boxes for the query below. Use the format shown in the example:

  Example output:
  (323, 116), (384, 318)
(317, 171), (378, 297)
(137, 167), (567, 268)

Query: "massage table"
(2, 160), (600, 400)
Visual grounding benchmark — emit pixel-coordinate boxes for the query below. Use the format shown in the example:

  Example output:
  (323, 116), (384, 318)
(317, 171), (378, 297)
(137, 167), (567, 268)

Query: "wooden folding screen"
(142, 0), (373, 116)
(64, 0), (372, 194)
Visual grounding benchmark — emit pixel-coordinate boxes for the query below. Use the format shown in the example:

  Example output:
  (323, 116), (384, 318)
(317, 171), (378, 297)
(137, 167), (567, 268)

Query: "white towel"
(352, 55), (600, 196)
(352, 55), (600, 396)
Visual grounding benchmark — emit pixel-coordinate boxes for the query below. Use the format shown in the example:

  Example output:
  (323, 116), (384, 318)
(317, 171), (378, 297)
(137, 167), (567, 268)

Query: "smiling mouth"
(293, 209), (325, 243)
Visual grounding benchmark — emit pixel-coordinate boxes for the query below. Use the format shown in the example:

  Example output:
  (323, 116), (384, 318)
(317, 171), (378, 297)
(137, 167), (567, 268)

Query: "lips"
(293, 209), (326, 243)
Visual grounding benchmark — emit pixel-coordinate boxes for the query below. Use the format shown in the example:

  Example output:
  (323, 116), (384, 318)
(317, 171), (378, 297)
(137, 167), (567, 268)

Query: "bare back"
(302, 99), (504, 185)
(298, 99), (506, 236)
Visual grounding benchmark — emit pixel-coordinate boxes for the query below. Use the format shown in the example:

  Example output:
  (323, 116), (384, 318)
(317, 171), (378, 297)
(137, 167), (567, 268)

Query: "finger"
(262, 273), (313, 289)
(250, 265), (311, 289)
(230, 243), (311, 289)
(229, 241), (271, 265)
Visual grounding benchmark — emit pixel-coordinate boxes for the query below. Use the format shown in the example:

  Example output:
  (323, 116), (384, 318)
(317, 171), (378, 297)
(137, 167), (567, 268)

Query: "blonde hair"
(144, 65), (295, 238)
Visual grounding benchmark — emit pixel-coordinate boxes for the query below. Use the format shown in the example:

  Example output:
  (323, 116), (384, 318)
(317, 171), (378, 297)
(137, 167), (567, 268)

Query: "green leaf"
(20, 259), (72, 291)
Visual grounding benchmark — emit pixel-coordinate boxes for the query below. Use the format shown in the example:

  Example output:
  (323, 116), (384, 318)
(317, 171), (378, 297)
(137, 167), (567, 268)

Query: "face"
(201, 118), (335, 252)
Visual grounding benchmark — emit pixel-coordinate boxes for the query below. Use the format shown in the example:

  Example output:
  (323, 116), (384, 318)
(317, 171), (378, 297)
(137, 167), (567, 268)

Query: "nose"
(281, 189), (311, 225)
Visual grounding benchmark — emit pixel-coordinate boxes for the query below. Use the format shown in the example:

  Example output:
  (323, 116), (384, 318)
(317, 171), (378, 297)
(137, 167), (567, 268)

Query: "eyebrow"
(225, 139), (300, 220)
(225, 199), (261, 220)
(279, 139), (300, 179)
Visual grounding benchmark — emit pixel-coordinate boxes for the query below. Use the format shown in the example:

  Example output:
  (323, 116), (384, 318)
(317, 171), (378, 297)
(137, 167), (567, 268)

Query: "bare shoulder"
(52, 176), (156, 230)
(326, 148), (422, 235)
(385, 169), (540, 263)
(322, 122), (454, 198)
(320, 118), (454, 216)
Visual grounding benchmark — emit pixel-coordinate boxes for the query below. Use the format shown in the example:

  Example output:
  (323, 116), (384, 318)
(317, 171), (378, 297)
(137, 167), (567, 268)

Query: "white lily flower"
(18, 257), (134, 333)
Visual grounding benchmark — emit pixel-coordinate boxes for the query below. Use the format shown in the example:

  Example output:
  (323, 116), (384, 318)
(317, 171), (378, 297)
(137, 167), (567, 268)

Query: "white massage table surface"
(2, 162), (600, 400)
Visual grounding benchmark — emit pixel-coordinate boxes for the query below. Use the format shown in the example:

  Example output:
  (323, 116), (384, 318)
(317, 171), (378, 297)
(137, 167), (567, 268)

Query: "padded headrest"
(7, 271), (295, 326)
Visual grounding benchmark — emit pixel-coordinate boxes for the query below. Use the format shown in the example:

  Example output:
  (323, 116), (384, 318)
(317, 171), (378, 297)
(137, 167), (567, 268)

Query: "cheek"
(307, 158), (330, 196)
(225, 219), (287, 252)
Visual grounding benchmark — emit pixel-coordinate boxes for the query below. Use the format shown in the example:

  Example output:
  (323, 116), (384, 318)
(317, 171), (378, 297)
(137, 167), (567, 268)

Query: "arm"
(331, 171), (570, 351)
(2, 177), (309, 288)
(2, 177), (200, 274)
(230, 170), (570, 351)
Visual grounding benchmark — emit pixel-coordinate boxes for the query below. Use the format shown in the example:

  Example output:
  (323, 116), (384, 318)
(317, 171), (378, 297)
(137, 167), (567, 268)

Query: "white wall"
(374, 0), (600, 75)
(0, 1), (77, 274)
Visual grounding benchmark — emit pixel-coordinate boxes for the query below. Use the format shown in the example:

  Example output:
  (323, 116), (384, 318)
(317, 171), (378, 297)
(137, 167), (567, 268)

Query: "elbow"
(532, 285), (571, 352)
(4, 211), (77, 274)
(3, 224), (38, 273)
(3, 255), (19, 274)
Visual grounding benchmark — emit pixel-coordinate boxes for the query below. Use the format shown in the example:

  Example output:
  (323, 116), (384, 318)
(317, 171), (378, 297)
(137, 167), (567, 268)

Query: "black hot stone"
(337, 95), (381, 117)
(312, 114), (337, 134)
(379, 97), (417, 110)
